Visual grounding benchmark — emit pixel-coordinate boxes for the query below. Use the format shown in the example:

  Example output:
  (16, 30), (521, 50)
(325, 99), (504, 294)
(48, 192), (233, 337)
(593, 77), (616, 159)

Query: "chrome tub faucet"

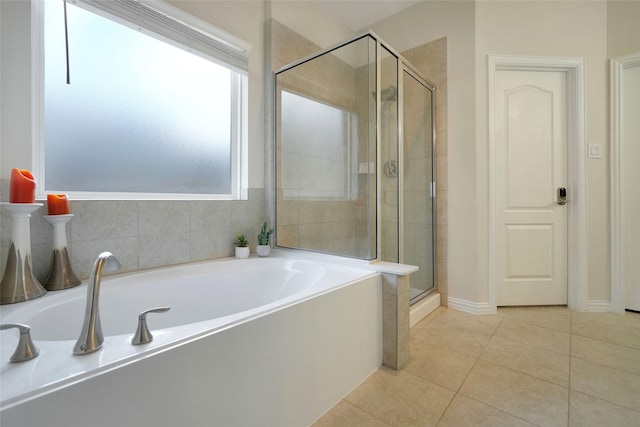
(73, 252), (121, 355)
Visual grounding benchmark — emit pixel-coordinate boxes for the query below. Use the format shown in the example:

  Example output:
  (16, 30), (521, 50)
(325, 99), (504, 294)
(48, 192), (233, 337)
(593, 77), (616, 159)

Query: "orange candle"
(9, 168), (37, 203)
(47, 194), (70, 215)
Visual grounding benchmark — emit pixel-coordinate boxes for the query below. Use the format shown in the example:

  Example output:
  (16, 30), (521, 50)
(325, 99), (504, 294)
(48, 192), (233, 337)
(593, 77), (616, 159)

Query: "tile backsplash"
(0, 179), (266, 282)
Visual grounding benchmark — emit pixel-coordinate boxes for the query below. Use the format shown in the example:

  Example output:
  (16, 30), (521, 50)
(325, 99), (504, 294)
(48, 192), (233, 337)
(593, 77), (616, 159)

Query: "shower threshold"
(410, 287), (433, 301)
(409, 292), (441, 326)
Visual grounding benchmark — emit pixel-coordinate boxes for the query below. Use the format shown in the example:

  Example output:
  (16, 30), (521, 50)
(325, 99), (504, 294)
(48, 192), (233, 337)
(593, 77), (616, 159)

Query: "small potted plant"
(234, 234), (250, 259)
(256, 220), (274, 257)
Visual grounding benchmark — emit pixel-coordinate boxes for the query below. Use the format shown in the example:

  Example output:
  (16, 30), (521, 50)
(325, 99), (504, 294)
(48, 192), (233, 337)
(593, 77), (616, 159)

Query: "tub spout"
(73, 252), (121, 355)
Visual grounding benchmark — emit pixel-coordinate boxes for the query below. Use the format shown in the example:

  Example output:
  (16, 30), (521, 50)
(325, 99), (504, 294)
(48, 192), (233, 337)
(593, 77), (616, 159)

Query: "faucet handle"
(0, 323), (40, 363)
(131, 307), (171, 345)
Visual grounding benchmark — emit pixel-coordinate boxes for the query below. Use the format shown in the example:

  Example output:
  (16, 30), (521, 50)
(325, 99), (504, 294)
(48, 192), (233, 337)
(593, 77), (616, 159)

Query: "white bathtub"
(0, 250), (383, 426)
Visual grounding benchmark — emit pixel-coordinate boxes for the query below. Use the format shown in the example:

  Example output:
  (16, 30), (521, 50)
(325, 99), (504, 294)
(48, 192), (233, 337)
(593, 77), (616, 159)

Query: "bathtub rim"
(0, 250), (383, 411)
(2, 254), (335, 341)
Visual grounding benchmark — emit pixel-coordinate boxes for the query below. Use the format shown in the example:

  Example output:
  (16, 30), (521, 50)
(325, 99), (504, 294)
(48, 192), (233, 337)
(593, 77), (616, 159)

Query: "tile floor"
(313, 306), (640, 426)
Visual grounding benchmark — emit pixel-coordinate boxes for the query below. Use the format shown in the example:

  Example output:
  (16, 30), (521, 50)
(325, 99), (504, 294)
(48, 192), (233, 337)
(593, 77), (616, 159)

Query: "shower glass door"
(274, 32), (437, 302)
(402, 68), (435, 303)
(275, 35), (377, 260)
(379, 46), (399, 263)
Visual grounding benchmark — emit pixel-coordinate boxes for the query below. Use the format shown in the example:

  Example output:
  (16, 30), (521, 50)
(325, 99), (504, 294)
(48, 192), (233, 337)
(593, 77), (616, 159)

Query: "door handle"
(556, 187), (567, 205)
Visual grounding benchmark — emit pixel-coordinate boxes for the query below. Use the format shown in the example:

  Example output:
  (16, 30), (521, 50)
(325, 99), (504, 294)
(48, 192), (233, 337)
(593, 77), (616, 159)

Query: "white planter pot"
(235, 247), (250, 259)
(256, 245), (270, 257)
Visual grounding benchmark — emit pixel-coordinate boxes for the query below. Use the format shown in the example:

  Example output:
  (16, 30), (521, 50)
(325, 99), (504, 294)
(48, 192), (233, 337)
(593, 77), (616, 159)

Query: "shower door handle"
(556, 187), (567, 205)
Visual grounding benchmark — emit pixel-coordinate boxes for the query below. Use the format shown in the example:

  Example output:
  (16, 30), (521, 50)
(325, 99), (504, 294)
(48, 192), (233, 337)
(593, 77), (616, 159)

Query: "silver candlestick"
(43, 214), (81, 291)
(0, 203), (47, 304)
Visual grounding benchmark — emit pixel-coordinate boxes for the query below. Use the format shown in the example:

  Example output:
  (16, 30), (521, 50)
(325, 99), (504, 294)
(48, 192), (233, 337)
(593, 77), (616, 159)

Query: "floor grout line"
(342, 398), (393, 427)
(433, 312), (509, 425)
(568, 390), (640, 415)
(452, 393), (543, 427)
(567, 310), (573, 426)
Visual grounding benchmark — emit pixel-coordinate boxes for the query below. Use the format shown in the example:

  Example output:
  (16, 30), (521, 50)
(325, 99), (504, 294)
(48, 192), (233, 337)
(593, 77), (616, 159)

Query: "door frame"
(488, 55), (587, 312)
(610, 52), (640, 312)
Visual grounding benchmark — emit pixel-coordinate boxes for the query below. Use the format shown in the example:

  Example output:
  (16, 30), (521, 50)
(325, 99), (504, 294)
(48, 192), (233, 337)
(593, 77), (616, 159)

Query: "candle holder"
(0, 203), (47, 305)
(43, 214), (81, 291)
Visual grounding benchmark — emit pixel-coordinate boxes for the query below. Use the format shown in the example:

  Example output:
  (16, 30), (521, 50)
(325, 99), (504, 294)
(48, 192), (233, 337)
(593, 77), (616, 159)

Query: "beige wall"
(270, 0), (353, 48)
(297, 0), (635, 309)
(370, 1), (477, 303)
(607, 0), (640, 58)
(2, 0), (635, 308)
(475, 1), (609, 305)
(370, 0), (626, 308)
(0, 0), (33, 175)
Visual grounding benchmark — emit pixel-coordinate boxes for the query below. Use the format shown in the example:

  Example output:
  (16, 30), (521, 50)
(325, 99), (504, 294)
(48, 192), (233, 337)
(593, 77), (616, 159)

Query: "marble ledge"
(273, 248), (418, 276)
(367, 261), (418, 276)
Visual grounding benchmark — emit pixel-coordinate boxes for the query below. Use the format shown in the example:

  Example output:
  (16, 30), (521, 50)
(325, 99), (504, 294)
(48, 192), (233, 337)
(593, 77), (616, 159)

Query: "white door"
(494, 70), (568, 306)
(622, 63), (640, 312)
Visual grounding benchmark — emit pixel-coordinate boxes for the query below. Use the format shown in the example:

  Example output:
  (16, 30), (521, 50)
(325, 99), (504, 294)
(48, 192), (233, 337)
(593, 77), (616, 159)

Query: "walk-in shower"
(275, 32), (436, 304)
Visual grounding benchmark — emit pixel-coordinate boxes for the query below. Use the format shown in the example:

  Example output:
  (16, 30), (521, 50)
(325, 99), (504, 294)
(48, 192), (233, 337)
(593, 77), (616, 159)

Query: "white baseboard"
(410, 293), (441, 327)
(447, 298), (613, 313)
(447, 297), (496, 315)
(586, 300), (611, 312)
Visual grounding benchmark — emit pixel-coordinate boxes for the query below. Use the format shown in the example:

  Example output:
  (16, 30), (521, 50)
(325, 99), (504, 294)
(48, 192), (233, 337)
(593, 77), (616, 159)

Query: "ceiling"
(313, 0), (423, 32)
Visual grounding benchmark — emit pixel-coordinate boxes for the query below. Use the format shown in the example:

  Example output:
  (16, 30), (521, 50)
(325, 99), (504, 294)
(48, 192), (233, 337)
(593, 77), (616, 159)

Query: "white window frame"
(31, 0), (250, 200)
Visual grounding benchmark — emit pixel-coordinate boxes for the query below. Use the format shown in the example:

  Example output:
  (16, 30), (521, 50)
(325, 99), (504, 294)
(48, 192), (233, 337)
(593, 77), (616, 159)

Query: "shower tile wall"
(0, 178), (265, 281)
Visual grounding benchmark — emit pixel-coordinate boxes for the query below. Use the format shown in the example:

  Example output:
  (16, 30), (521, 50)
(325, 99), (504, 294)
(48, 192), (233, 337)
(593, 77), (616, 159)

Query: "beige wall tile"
(437, 130), (448, 157)
(276, 224), (298, 247)
(298, 201), (323, 224)
(436, 190), (447, 225)
(436, 258), (448, 300)
(299, 223), (323, 249)
(436, 224), (448, 260)
(276, 199), (299, 225)
(436, 154), (448, 191)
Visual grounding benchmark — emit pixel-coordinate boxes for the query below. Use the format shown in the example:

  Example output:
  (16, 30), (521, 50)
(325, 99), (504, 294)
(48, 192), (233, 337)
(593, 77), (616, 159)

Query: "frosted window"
(43, 0), (239, 196)
(280, 91), (357, 200)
